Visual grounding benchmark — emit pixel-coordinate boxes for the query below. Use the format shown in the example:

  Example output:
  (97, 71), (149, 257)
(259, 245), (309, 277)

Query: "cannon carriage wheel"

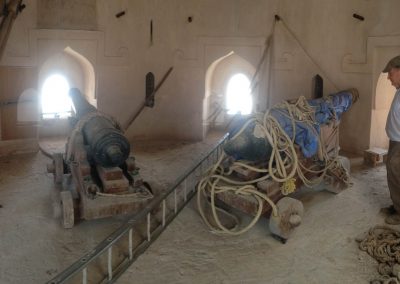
(269, 197), (304, 243)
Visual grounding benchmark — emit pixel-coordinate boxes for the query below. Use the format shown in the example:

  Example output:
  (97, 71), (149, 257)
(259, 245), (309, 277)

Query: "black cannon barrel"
(69, 88), (97, 117)
(83, 117), (130, 167)
(69, 88), (130, 168)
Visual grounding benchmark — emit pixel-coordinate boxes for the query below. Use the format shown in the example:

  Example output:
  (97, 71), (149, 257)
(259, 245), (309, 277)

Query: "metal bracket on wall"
(150, 20), (153, 46)
(145, 72), (155, 107)
(312, 74), (323, 99)
(124, 66), (173, 130)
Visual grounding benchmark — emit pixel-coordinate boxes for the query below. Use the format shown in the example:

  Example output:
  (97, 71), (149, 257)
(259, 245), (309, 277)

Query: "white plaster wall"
(270, 0), (400, 153)
(1, 0), (277, 142)
(37, 0), (97, 30)
(2, 0), (400, 153)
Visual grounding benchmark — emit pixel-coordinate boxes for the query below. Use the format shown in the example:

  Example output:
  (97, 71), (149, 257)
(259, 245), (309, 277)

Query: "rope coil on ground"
(357, 225), (400, 284)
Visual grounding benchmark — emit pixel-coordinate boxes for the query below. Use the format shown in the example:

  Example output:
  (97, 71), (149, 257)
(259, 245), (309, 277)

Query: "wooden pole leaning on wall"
(124, 66), (173, 130)
(249, 15), (280, 94)
(0, 0), (25, 60)
(276, 15), (340, 92)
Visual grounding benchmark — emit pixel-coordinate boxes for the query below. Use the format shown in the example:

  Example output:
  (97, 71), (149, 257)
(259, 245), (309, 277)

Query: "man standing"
(382, 55), (400, 224)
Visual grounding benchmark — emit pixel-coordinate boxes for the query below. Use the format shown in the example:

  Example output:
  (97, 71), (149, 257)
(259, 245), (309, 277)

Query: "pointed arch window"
(40, 74), (73, 119)
(226, 73), (253, 115)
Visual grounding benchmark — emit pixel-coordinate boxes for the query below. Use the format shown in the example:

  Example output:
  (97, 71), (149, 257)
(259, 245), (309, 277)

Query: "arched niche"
(203, 52), (256, 137)
(38, 47), (96, 107)
(370, 72), (396, 149)
(17, 88), (40, 124)
(375, 73), (395, 110)
(38, 47), (96, 137)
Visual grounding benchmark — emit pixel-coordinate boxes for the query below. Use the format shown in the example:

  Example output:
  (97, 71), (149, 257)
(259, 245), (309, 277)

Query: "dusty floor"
(0, 132), (394, 284)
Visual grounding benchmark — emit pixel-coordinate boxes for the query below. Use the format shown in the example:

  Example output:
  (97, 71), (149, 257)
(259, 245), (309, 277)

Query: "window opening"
(41, 74), (73, 119)
(226, 73), (252, 115)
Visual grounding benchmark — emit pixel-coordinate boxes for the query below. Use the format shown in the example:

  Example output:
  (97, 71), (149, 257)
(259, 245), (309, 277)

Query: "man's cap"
(383, 55), (400, 73)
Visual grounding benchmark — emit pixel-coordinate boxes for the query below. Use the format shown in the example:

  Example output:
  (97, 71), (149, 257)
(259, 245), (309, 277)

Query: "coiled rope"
(357, 226), (400, 284)
(197, 96), (351, 235)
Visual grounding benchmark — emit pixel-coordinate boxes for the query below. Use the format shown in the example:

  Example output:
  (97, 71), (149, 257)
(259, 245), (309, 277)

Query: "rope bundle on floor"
(357, 225), (400, 284)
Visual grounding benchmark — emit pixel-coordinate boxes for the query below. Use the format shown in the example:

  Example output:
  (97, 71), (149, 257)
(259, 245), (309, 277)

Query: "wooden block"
(364, 148), (387, 167)
(79, 161), (91, 176)
(215, 179), (283, 217)
(97, 166), (123, 180)
(233, 166), (260, 181)
(99, 174), (129, 193)
(257, 179), (281, 195)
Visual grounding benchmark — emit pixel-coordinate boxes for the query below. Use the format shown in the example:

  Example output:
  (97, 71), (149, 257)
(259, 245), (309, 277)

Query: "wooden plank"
(79, 190), (150, 220)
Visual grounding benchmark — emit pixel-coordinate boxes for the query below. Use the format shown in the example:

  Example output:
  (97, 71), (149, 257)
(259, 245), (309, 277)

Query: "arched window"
(40, 74), (73, 119)
(226, 73), (252, 115)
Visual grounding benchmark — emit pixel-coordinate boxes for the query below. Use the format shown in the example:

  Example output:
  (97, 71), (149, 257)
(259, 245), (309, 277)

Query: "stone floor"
(0, 132), (394, 284)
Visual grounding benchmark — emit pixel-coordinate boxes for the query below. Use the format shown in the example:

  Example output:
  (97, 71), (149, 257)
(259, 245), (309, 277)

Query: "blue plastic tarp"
(226, 90), (354, 160)
(271, 90), (354, 158)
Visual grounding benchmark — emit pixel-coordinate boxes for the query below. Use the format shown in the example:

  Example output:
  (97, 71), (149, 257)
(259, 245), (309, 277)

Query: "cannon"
(198, 89), (358, 242)
(47, 88), (153, 228)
